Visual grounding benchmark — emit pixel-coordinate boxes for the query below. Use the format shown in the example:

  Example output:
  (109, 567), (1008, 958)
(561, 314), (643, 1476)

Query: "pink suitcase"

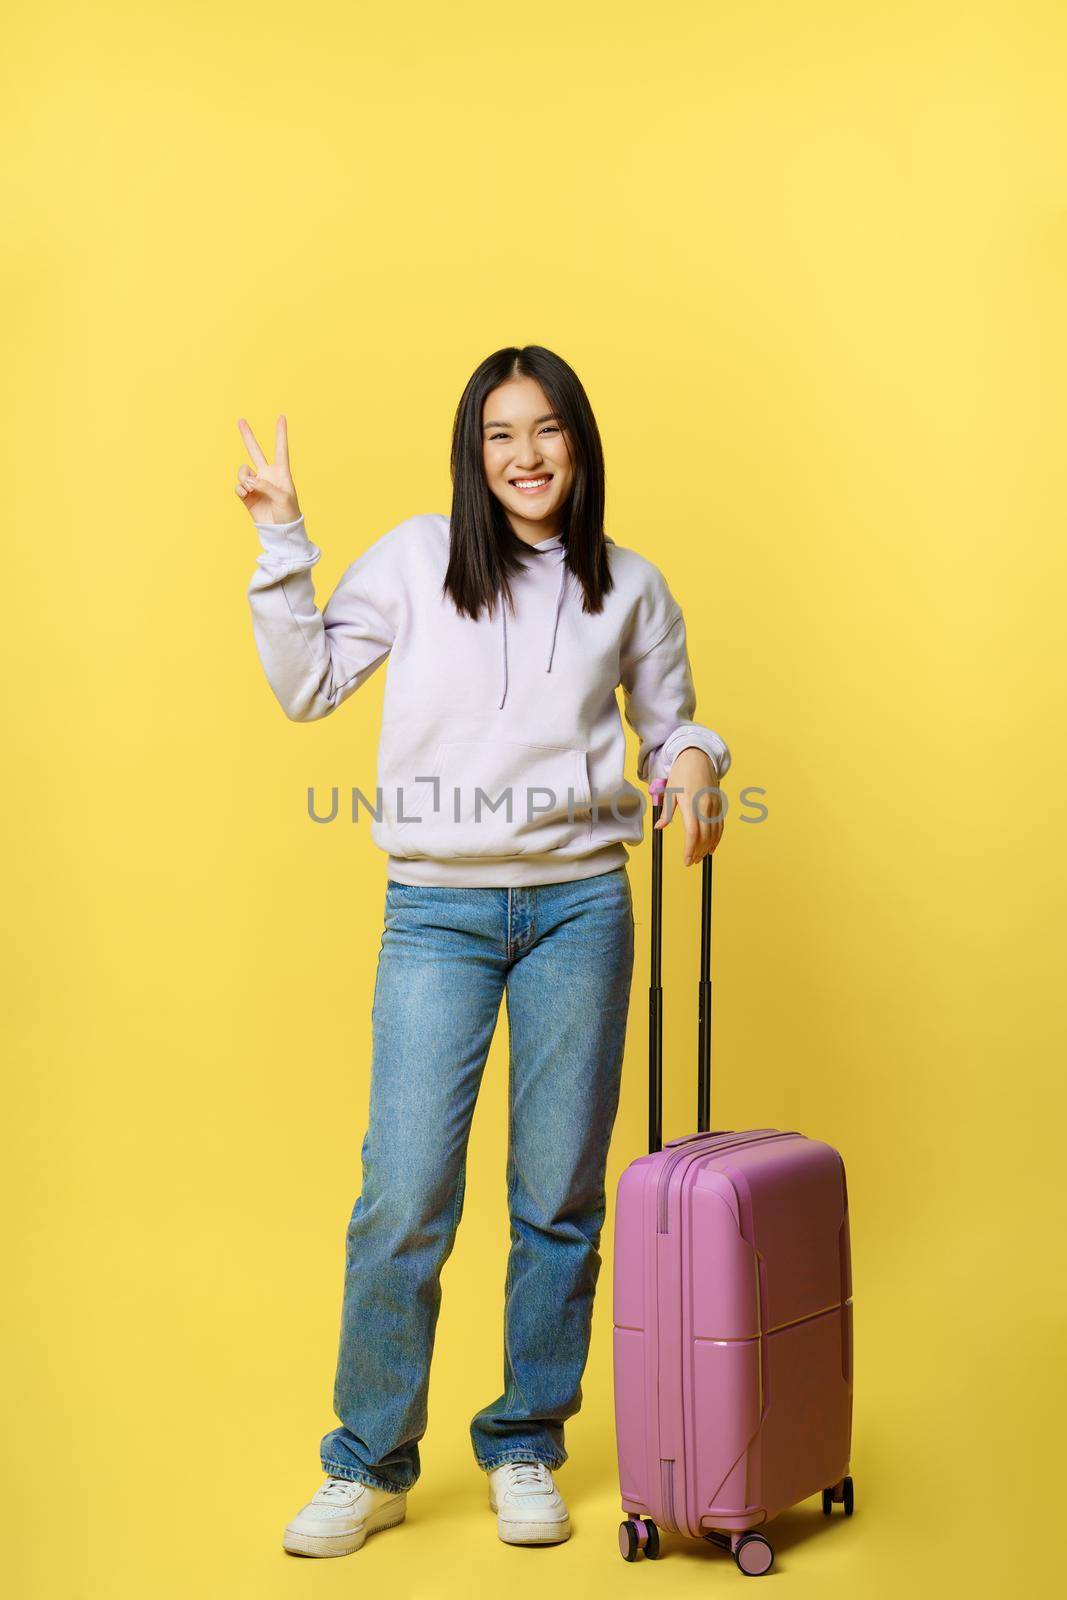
(612, 778), (854, 1575)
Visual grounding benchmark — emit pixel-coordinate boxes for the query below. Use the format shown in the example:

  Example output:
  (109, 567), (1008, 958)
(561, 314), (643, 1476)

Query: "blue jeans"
(319, 867), (636, 1492)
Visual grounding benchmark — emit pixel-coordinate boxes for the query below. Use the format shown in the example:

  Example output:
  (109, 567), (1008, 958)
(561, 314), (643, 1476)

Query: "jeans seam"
(499, 983), (518, 1419)
(320, 1459), (415, 1493)
(451, 1159), (467, 1237)
(476, 1446), (567, 1472)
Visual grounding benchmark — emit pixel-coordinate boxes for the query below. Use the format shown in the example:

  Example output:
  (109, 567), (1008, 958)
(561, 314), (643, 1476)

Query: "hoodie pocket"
(392, 738), (592, 859)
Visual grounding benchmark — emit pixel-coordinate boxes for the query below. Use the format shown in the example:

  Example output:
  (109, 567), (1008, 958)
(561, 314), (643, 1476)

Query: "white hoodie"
(247, 512), (731, 887)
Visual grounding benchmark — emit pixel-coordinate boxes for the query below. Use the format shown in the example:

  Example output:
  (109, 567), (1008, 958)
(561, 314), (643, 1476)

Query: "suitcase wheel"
(734, 1533), (774, 1576)
(823, 1475), (855, 1516)
(618, 1517), (660, 1561)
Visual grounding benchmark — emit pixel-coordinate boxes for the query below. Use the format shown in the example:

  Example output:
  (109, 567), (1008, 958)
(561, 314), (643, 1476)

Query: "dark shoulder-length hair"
(443, 344), (615, 622)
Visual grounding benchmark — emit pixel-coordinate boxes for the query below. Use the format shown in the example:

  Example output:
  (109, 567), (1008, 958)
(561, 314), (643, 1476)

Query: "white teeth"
(513, 477), (550, 488)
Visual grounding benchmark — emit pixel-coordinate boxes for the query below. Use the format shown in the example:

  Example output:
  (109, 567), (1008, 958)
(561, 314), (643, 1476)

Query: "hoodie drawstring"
(545, 559), (567, 673)
(498, 597), (508, 709)
(497, 550), (568, 710)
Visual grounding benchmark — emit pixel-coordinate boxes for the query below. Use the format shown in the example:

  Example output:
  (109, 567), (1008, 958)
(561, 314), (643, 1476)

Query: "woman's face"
(481, 375), (574, 538)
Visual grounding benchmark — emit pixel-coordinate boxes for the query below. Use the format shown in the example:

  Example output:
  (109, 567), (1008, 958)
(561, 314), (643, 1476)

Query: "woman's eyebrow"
(482, 413), (560, 430)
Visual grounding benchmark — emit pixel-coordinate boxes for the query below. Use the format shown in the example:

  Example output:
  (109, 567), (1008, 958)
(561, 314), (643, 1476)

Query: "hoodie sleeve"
(246, 514), (397, 722)
(620, 572), (732, 787)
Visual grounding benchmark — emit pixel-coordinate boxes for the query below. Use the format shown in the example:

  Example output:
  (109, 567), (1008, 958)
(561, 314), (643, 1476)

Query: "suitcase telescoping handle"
(647, 776), (713, 1155)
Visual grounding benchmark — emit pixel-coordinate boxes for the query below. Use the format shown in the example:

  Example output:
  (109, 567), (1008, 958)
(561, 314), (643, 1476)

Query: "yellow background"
(5, 1), (1065, 1595)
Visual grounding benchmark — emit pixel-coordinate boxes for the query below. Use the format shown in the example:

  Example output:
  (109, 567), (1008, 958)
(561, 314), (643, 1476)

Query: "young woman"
(237, 345), (730, 1558)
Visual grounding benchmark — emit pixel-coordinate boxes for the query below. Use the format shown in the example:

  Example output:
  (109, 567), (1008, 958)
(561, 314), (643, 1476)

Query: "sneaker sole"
(489, 1493), (570, 1545)
(283, 1498), (407, 1558)
(495, 1515), (571, 1545)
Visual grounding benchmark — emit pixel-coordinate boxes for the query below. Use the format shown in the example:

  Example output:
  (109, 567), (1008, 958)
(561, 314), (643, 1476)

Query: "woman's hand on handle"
(651, 748), (725, 866)
(235, 414), (302, 525)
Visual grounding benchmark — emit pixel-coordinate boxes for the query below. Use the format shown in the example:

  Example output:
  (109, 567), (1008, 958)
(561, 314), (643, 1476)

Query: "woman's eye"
(489, 425), (560, 441)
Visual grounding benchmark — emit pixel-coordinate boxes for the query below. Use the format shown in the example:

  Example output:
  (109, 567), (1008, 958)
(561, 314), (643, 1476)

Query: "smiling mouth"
(510, 475), (553, 492)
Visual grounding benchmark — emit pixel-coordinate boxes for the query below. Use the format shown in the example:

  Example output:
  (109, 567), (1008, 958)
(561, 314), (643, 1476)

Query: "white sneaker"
(487, 1461), (571, 1544)
(283, 1474), (407, 1557)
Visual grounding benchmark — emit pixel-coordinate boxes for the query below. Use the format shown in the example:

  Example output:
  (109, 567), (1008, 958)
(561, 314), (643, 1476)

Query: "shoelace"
(505, 1461), (552, 1494)
(314, 1475), (364, 1503)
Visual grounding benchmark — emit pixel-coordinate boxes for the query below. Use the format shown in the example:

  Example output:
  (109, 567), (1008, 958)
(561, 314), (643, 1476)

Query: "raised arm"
(237, 414), (396, 721)
(247, 515), (396, 721)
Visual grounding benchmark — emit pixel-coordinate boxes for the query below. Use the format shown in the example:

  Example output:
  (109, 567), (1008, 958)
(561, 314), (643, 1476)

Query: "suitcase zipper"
(660, 1458), (677, 1530)
(655, 1130), (797, 1232)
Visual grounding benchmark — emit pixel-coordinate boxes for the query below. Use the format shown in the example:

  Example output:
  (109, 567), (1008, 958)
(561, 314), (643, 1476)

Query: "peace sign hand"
(235, 414), (302, 525)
